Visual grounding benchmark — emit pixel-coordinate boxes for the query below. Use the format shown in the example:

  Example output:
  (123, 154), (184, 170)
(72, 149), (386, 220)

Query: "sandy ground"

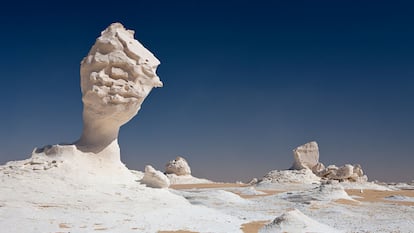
(170, 182), (414, 233)
(345, 189), (414, 206)
(170, 183), (248, 189)
(2, 159), (413, 233)
(171, 183), (272, 233)
(158, 231), (198, 233)
(172, 182), (414, 205)
(240, 220), (270, 233)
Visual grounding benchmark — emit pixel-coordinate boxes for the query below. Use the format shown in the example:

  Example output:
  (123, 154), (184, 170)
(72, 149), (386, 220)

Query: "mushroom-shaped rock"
(76, 22), (162, 158)
(165, 156), (191, 176)
(140, 165), (170, 188)
(291, 141), (320, 170)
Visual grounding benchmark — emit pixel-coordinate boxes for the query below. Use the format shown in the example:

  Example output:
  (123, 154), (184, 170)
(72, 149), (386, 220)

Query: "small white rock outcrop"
(165, 156), (191, 176)
(140, 165), (170, 188)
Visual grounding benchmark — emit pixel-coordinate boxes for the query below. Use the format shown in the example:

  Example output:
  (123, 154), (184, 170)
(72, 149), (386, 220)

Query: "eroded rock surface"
(140, 165), (170, 188)
(165, 156), (191, 176)
(291, 141), (320, 170)
(76, 22), (162, 157)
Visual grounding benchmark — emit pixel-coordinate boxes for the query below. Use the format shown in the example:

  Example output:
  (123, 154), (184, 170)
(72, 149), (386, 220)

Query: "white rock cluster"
(291, 141), (368, 182)
(165, 156), (191, 176)
(315, 163), (367, 182)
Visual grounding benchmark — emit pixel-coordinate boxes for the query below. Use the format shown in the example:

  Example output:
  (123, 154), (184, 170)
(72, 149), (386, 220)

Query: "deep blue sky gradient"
(0, 1), (413, 182)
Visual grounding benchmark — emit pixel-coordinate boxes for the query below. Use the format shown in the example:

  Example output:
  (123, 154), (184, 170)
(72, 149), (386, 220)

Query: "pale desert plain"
(1, 23), (414, 233)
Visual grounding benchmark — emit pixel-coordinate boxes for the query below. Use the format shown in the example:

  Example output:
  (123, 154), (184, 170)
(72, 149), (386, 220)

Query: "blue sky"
(0, 1), (413, 182)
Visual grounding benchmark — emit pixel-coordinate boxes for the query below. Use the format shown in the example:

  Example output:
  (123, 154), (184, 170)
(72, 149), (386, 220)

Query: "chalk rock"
(317, 163), (367, 182)
(248, 178), (259, 185)
(165, 156), (191, 176)
(140, 165), (170, 188)
(291, 141), (320, 170)
(312, 162), (325, 174)
(331, 164), (354, 180)
(75, 22), (163, 159)
(353, 164), (364, 177)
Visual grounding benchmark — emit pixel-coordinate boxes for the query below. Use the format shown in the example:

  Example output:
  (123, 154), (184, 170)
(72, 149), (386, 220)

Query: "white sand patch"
(339, 181), (392, 191)
(259, 209), (343, 233)
(166, 173), (212, 184)
(278, 183), (354, 203)
(238, 187), (267, 196)
(0, 155), (244, 233)
(259, 169), (321, 185)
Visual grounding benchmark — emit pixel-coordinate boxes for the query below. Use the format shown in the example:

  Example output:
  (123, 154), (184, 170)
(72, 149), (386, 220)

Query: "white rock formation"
(290, 142), (368, 182)
(259, 209), (342, 233)
(164, 156), (213, 184)
(33, 22), (162, 172)
(140, 165), (170, 188)
(75, 22), (162, 157)
(165, 156), (191, 176)
(291, 141), (320, 170)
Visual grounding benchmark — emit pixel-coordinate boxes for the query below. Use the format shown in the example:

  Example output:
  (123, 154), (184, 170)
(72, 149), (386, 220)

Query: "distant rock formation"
(27, 23), (162, 184)
(291, 141), (320, 170)
(165, 156), (191, 176)
(291, 141), (367, 182)
(140, 165), (170, 188)
(164, 156), (212, 184)
(316, 164), (368, 182)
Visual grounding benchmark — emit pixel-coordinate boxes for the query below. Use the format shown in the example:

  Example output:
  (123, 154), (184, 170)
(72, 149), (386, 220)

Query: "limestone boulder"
(165, 156), (191, 176)
(333, 164), (354, 180)
(312, 162), (325, 174)
(353, 164), (364, 177)
(291, 141), (320, 170)
(140, 165), (170, 188)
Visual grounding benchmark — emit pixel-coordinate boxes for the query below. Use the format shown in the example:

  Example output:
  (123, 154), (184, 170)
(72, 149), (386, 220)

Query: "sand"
(345, 189), (414, 206)
(158, 231), (198, 233)
(240, 220), (270, 233)
(170, 182), (248, 189)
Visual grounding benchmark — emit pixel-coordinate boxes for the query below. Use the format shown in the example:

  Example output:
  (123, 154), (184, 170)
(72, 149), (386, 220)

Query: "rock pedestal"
(76, 22), (163, 159)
